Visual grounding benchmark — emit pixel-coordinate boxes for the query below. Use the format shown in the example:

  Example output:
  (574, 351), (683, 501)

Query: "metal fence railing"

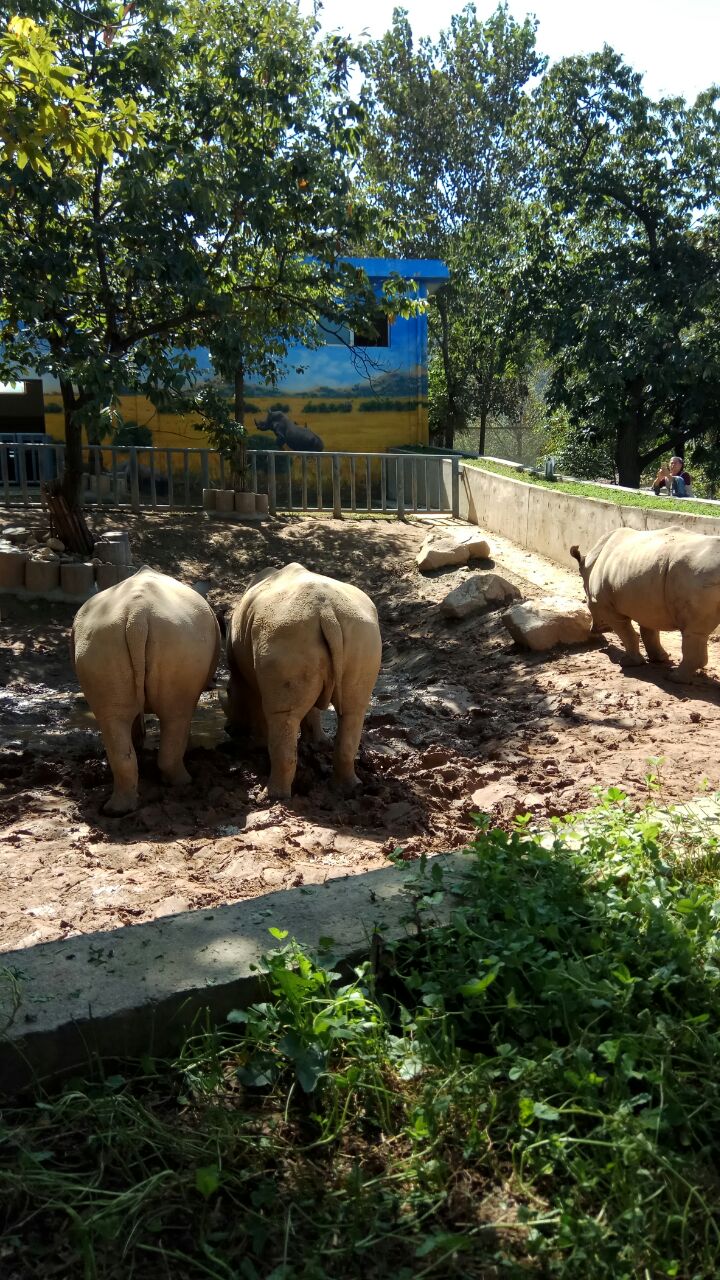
(0, 442), (460, 518)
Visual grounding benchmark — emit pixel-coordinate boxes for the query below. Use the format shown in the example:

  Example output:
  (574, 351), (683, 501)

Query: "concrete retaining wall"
(442, 461), (720, 569)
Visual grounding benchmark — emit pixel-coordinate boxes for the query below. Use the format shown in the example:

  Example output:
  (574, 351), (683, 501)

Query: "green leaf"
(458, 970), (499, 997)
(268, 927), (289, 940)
(195, 1164), (221, 1199)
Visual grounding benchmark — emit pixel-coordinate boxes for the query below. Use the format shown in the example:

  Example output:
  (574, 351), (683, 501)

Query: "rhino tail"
(125, 610), (149, 715)
(318, 607), (344, 713)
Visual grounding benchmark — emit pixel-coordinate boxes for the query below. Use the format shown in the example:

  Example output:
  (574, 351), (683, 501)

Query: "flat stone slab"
(0, 853), (469, 1095)
(441, 572), (520, 618)
(417, 527), (491, 572)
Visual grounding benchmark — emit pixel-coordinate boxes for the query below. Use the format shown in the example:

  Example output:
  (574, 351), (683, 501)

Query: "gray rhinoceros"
(254, 410), (324, 452)
(570, 526), (720, 682)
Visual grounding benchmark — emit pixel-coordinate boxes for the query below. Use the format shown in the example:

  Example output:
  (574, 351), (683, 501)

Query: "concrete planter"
(215, 489), (235, 513)
(94, 539), (130, 566)
(202, 488), (217, 511)
(234, 490), (256, 515)
(25, 558), (61, 593)
(0, 549), (27, 589)
(60, 562), (95, 597)
(96, 563), (121, 591)
(117, 565), (137, 581)
(254, 492), (269, 515)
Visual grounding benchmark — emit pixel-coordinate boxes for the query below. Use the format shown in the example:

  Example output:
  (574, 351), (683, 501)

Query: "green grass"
(466, 458), (720, 521)
(2, 792), (720, 1278)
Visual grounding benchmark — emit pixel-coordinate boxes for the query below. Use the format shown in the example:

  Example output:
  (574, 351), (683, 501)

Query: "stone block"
(215, 489), (235, 513)
(202, 488), (217, 510)
(25, 558), (61, 592)
(234, 490), (256, 515)
(96, 563), (120, 591)
(0, 548), (27, 589)
(502, 596), (593, 651)
(60, 561), (96, 597)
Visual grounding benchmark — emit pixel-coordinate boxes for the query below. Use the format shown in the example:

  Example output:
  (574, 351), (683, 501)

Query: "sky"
(300, 0), (720, 102)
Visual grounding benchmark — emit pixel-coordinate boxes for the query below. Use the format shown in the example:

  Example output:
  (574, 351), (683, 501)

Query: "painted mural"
(34, 259), (448, 464)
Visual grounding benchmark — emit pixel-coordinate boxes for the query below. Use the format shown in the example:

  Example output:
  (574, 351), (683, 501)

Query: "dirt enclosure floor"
(2, 511), (720, 952)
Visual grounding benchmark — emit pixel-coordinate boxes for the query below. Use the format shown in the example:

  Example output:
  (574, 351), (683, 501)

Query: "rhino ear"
(569, 544), (584, 567)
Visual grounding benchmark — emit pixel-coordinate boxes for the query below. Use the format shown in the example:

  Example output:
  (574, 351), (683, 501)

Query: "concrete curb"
(0, 852), (470, 1096)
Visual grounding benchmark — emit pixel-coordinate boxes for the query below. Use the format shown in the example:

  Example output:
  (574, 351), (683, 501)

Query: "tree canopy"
(528, 49), (720, 486)
(0, 0), (411, 507)
(361, 3), (544, 450)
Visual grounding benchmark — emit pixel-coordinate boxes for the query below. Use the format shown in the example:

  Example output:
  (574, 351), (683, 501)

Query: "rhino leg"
(98, 716), (139, 814)
(266, 711), (300, 800)
(332, 708), (366, 791)
(157, 709), (194, 786)
(607, 612), (644, 665)
(639, 628), (671, 664)
(669, 632), (708, 683)
(301, 707), (330, 746)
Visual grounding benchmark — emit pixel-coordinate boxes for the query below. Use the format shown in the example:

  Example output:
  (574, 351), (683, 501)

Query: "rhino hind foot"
(162, 765), (192, 787)
(619, 653), (645, 668)
(331, 771), (361, 796)
(667, 666), (699, 684)
(102, 792), (138, 816)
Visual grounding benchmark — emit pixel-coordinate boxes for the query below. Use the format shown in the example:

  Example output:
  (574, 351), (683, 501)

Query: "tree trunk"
(234, 359), (245, 426)
(43, 377), (94, 555)
(232, 358), (247, 490)
(478, 406), (488, 457)
(614, 417), (642, 488)
(60, 377), (84, 506)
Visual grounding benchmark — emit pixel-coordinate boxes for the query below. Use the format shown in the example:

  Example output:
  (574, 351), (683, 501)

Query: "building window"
(352, 314), (390, 348)
(321, 315), (390, 349)
(0, 381), (26, 394)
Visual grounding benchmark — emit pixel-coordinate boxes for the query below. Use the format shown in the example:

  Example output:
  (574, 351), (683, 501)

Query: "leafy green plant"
(2, 793), (720, 1278)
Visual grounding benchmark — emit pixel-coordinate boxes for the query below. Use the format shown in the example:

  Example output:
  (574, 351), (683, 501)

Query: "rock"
(416, 527), (491, 572)
(35, 546), (59, 561)
(502, 597), (593, 651)
(45, 537), (65, 552)
(2, 526), (28, 543)
(441, 573), (520, 619)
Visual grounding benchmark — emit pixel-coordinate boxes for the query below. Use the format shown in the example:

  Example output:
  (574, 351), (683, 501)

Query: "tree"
(529, 49), (720, 487)
(361, 3), (544, 449)
(0, 0), (407, 541)
(0, 11), (143, 173)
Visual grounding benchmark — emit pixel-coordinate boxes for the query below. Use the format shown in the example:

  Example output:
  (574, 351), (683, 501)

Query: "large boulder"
(441, 573), (520, 619)
(502, 596), (593, 651)
(417, 527), (491, 572)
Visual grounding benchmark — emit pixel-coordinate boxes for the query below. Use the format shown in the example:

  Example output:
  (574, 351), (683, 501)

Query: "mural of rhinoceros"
(254, 410), (324, 452)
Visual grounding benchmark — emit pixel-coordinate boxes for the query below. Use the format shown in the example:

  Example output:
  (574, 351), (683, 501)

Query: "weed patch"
(2, 793), (720, 1278)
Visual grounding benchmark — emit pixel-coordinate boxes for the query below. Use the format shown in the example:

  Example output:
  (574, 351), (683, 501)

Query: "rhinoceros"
(570, 527), (720, 682)
(71, 568), (221, 813)
(254, 410), (324, 452)
(224, 562), (381, 799)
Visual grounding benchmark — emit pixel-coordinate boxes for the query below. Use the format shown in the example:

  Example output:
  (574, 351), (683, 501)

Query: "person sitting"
(652, 457), (692, 498)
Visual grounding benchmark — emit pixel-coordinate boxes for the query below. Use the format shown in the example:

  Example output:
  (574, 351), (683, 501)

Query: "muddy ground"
(2, 510), (720, 952)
